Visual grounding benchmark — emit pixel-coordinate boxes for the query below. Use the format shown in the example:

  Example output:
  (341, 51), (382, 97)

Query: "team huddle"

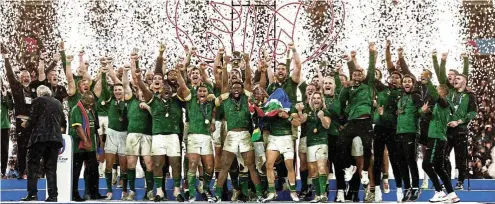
(1, 40), (476, 203)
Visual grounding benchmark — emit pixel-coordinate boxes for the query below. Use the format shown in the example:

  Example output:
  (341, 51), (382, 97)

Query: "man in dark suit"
(20, 85), (66, 202)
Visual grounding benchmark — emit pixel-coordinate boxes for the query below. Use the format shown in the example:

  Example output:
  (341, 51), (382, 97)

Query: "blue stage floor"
(1, 178), (494, 202)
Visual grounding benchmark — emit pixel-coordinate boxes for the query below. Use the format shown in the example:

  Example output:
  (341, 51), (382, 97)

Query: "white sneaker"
(146, 190), (155, 201)
(105, 192), (113, 200)
(336, 190), (345, 202)
(396, 187), (403, 202)
(121, 191), (128, 200)
(262, 193), (277, 203)
(344, 165), (357, 181)
(383, 179), (390, 193)
(361, 171), (369, 185)
(310, 195), (320, 203)
(421, 178), (429, 189)
(320, 195), (328, 202)
(429, 191), (447, 202)
(290, 191), (300, 202)
(123, 190), (135, 201)
(446, 192), (460, 203)
(173, 187), (182, 197)
(375, 186), (382, 202)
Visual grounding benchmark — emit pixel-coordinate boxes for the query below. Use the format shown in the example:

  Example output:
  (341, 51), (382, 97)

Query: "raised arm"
(2, 53), (21, 90)
(122, 66), (133, 100)
(261, 47), (275, 85)
(461, 53), (469, 82)
(95, 69), (111, 100)
(289, 42), (301, 84)
(59, 41), (67, 75)
(385, 40), (395, 73)
(135, 71), (153, 102)
(345, 53), (357, 75)
(213, 48), (224, 89)
(315, 62), (324, 89)
(93, 69), (103, 97)
(66, 55), (76, 96)
(182, 45), (192, 68)
(78, 51), (91, 82)
(176, 64), (191, 100)
(398, 48), (413, 76)
(431, 50), (441, 83)
(106, 58), (122, 84)
(258, 60), (268, 89)
(440, 52), (448, 85)
(37, 53), (47, 81)
(130, 53), (139, 85)
(243, 53), (252, 92)
(46, 53), (60, 73)
(199, 61), (213, 86)
(366, 42), (377, 85)
(154, 44), (165, 75)
(334, 64), (343, 93)
(221, 56), (230, 94)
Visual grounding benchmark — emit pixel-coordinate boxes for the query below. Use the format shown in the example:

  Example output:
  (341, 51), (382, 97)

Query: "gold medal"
(205, 119), (210, 124)
(101, 101), (105, 106)
(166, 113), (169, 117)
(313, 128), (318, 133)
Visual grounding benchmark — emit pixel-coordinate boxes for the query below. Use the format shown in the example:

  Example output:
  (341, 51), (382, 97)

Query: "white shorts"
(291, 126), (299, 140)
(152, 134), (181, 157)
(126, 133), (152, 156)
(253, 142), (265, 157)
(98, 116), (109, 135)
(213, 121), (228, 146)
(212, 121), (223, 146)
(223, 131), (253, 154)
(267, 135), (294, 160)
(298, 137), (308, 154)
(183, 122), (189, 141)
(187, 134), (213, 155)
(105, 128), (127, 155)
(352, 137), (363, 157)
(307, 144), (328, 162)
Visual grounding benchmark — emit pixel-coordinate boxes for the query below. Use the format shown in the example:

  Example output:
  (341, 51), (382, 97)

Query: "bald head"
(81, 92), (95, 109)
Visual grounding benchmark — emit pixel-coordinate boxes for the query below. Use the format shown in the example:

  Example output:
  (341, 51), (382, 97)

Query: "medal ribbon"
(399, 94), (410, 114)
(162, 98), (170, 116)
(312, 111), (320, 133)
(451, 92), (464, 112)
(200, 102), (210, 121)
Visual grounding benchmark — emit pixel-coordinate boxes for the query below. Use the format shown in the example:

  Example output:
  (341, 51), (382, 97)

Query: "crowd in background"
(468, 55), (495, 179)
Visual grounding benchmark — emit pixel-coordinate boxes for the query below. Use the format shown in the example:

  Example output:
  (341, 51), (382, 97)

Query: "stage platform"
(1, 178), (494, 202)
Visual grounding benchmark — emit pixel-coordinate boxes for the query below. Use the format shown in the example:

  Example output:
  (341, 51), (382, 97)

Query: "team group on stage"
(1, 39), (476, 203)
